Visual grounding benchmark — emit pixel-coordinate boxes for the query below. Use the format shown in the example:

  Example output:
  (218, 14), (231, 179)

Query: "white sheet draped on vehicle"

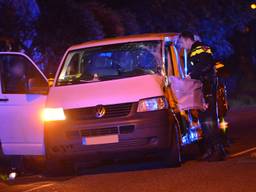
(168, 76), (205, 111)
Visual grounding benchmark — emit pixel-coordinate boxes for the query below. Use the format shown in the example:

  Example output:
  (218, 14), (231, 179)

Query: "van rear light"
(137, 97), (168, 112)
(42, 108), (66, 121)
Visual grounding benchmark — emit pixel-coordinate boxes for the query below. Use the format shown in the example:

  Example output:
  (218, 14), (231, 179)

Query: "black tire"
(23, 156), (45, 174)
(44, 131), (74, 176)
(45, 158), (74, 177)
(165, 123), (182, 167)
(197, 138), (206, 155)
(0, 141), (6, 174)
(0, 141), (3, 159)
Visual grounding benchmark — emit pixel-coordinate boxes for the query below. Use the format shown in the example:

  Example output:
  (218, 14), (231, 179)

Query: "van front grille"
(64, 103), (133, 120)
(80, 127), (118, 137)
(66, 125), (135, 138)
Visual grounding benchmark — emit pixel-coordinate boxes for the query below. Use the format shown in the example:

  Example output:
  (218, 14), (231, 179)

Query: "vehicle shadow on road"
(75, 158), (173, 176)
(0, 146), (202, 183)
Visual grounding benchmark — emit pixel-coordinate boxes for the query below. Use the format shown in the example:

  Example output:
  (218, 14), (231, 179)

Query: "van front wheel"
(45, 158), (74, 176)
(165, 123), (182, 167)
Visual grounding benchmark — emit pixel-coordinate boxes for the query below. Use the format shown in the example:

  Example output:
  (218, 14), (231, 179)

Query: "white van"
(0, 33), (230, 171)
(0, 33), (186, 168)
(43, 33), (183, 166)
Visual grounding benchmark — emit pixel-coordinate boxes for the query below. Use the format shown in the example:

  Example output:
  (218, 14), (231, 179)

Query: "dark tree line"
(0, 0), (254, 69)
(0, 0), (256, 102)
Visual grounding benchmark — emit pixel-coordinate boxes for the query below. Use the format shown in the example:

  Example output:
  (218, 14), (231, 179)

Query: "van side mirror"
(48, 78), (54, 87)
(28, 78), (49, 95)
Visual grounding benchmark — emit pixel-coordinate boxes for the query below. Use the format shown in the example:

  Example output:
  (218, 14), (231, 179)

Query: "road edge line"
(229, 147), (256, 158)
(22, 183), (54, 192)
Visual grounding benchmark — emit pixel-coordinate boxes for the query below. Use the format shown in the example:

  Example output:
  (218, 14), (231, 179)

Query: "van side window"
(164, 45), (174, 76)
(0, 55), (48, 94)
(178, 48), (186, 76)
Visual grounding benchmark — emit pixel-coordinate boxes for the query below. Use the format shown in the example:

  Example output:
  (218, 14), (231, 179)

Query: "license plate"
(82, 134), (119, 145)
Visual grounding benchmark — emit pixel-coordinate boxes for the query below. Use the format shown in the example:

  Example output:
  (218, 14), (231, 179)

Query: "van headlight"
(137, 97), (168, 112)
(42, 108), (66, 121)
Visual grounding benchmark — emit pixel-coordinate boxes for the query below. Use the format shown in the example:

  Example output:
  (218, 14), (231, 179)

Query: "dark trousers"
(199, 79), (222, 148)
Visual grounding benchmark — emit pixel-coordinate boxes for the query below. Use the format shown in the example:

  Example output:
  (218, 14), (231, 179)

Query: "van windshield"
(57, 41), (162, 86)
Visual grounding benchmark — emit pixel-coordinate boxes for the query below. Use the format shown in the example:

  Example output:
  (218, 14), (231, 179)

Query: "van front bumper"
(44, 109), (174, 160)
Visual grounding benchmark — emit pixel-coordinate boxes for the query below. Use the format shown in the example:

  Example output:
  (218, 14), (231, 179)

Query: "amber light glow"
(219, 120), (228, 132)
(251, 3), (256, 9)
(42, 108), (66, 121)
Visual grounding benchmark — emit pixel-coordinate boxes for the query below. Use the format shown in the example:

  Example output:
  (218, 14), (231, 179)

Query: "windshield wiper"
(120, 68), (155, 76)
(57, 69), (155, 86)
(57, 74), (101, 85)
(79, 78), (100, 83)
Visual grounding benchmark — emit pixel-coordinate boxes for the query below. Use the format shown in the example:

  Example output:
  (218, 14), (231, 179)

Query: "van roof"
(68, 33), (179, 51)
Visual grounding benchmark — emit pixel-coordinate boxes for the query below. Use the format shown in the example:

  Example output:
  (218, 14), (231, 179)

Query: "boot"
(207, 144), (227, 162)
(199, 147), (213, 161)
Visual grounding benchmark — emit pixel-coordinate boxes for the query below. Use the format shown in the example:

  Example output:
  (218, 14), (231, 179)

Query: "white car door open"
(0, 52), (48, 156)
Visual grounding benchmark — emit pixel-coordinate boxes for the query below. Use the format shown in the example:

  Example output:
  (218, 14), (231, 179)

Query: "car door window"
(0, 54), (48, 94)
(164, 44), (174, 77)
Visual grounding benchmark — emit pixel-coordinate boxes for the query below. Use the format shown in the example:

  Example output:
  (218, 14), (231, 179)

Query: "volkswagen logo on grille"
(95, 105), (106, 118)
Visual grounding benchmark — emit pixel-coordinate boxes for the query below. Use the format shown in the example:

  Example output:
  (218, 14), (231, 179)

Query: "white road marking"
(229, 147), (256, 158)
(22, 183), (54, 192)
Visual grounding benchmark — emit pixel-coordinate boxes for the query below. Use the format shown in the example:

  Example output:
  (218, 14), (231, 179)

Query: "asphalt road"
(1, 106), (256, 192)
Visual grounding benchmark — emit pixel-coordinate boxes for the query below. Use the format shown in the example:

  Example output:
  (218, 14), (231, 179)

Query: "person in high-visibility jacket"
(178, 31), (226, 161)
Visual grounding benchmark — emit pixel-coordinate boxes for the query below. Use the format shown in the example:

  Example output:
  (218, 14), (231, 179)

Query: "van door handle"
(0, 98), (9, 102)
